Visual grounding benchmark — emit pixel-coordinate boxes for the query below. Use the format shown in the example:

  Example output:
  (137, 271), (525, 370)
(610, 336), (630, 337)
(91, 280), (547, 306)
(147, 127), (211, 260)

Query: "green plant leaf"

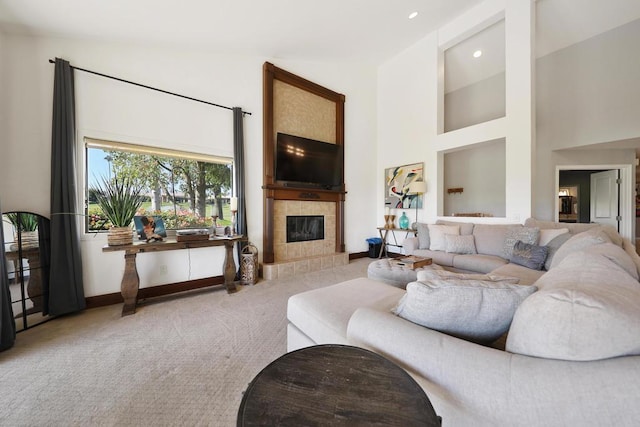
(91, 176), (143, 228)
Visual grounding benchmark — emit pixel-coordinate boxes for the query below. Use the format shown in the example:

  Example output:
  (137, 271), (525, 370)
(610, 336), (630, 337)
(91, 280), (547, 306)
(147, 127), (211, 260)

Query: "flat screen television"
(275, 133), (342, 189)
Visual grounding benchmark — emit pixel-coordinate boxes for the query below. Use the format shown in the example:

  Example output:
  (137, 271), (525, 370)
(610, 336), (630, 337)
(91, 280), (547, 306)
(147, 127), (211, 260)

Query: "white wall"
(535, 18), (640, 223)
(377, 33), (439, 225)
(0, 35), (378, 297)
(378, 0), (534, 225)
(444, 139), (506, 217)
(444, 72), (505, 132)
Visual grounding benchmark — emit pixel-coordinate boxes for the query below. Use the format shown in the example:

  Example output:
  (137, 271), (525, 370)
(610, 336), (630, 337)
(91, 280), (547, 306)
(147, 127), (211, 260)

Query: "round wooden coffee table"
(237, 344), (441, 426)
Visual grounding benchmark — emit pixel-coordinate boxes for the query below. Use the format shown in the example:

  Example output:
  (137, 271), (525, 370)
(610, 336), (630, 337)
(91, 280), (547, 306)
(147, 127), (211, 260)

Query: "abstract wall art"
(384, 162), (424, 209)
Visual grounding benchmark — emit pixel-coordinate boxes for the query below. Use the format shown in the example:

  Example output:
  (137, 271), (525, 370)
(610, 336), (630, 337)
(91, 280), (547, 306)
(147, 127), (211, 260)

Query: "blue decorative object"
(399, 212), (410, 230)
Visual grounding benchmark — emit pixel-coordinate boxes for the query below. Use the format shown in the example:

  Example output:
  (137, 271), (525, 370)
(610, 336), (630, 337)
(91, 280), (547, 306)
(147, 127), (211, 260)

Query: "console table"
(103, 235), (245, 316)
(376, 227), (415, 258)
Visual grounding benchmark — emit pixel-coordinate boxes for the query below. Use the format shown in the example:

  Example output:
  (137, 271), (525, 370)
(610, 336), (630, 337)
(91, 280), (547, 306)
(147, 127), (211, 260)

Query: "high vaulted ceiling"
(0, 0), (484, 63)
(0, 0), (639, 66)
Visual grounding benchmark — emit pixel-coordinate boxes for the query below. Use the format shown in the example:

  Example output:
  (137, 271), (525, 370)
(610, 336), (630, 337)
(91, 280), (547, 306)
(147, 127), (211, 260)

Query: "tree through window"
(85, 138), (233, 232)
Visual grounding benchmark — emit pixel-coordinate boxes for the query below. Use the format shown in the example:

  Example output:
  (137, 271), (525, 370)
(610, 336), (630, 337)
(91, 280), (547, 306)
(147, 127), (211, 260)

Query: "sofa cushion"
(411, 249), (456, 267)
(393, 279), (537, 343)
(594, 225), (624, 247)
(445, 234), (477, 254)
(287, 278), (404, 345)
(509, 241), (548, 271)
(367, 259), (444, 288)
(503, 226), (540, 258)
(550, 228), (612, 269)
(622, 238), (640, 279)
(436, 219), (474, 235)
(538, 228), (569, 246)
(490, 263), (545, 286)
(417, 268), (519, 284)
(507, 251), (640, 361)
(452, 254), (508, 274)
(416, 223), (430, 249)
(544, 232), (572, 271)
(472, 224), (515, 258)
(584, 243), (639, 280)
(428, 224), (460, 251)
(524, 218), (600, 234)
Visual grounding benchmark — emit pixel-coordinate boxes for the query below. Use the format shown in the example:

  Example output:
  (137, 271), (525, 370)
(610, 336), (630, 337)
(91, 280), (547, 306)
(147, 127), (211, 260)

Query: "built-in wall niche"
(443, 138), (506, 217)
(443, 18), (505, 132)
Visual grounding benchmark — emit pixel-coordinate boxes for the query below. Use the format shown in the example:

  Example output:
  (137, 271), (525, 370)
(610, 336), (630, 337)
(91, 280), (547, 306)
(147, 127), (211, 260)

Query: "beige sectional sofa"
(287, 218), (640, 426)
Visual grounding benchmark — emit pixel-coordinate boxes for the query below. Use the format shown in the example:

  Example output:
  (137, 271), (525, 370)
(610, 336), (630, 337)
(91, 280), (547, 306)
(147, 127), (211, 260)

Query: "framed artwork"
(134, 215), (167, 242)
(384, 163), (424, 209)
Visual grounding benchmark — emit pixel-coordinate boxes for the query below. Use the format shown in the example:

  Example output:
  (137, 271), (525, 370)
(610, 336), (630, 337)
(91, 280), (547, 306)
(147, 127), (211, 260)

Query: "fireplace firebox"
(286, 216), (324, 243)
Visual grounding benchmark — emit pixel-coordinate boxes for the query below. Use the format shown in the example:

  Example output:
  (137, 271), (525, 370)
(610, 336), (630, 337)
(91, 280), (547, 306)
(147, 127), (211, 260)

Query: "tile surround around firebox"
(273, 201), (336, 262)
(262, 252), (349, 280)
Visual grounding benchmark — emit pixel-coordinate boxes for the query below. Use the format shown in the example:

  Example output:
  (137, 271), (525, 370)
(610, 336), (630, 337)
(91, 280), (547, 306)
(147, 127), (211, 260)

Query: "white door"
(590, 170), (620, 230)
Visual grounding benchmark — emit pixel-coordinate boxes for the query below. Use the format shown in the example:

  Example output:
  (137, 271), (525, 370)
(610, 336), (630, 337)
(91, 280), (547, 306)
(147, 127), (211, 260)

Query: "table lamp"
(408, 181), (427, 224)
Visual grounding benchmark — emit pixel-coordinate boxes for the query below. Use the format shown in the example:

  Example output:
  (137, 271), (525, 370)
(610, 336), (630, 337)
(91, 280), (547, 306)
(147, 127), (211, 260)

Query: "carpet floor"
(0, 258), (372, 426)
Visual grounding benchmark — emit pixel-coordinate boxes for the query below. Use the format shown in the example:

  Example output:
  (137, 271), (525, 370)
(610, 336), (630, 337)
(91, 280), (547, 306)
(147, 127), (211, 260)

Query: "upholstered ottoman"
(367, 259), (442, 288)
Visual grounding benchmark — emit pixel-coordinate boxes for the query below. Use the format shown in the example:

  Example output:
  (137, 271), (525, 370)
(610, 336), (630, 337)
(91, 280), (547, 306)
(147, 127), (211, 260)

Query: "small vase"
(399, 212), (410, 230)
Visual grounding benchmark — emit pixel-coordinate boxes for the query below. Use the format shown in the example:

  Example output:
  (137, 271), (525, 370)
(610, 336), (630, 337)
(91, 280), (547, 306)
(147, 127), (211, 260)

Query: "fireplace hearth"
(286, 215), (324, 243)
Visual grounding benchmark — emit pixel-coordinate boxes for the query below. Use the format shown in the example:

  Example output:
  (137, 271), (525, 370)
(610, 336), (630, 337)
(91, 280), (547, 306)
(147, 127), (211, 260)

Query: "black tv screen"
(275, 133), (342, 189)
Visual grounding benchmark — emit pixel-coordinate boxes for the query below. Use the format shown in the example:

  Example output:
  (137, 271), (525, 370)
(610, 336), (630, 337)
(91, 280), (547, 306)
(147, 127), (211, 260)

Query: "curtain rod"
(48, 59), (251, 116)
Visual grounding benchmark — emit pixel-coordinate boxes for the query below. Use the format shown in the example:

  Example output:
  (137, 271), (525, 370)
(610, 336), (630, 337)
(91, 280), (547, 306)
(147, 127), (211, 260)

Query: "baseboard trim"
(85, 251), (399, 309)
(85, 275), (226, 309)
(349, 251), (402, 260)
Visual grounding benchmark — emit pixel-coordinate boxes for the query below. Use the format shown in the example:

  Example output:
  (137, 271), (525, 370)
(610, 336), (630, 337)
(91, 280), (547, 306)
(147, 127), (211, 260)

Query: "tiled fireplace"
(262, 200), (348, 280)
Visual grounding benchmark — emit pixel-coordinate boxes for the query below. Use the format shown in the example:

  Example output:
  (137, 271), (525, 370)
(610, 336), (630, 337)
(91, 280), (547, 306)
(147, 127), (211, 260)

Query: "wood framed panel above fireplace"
(262, 62), (346, 264)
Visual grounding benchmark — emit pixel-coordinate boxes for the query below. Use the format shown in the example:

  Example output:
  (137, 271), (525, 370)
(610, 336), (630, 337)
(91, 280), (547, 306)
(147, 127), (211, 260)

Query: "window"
(85, 138), (233, 232)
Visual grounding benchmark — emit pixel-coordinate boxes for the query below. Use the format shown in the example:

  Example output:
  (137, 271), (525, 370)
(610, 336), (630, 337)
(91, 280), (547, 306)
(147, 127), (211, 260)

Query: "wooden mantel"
(262, 62), (346, 264)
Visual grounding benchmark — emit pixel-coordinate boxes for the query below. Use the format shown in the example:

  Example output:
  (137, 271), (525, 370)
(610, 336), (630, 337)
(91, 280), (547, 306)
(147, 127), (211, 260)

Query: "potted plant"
(4, 212), (39, 249)
(92, 176), (143, 246)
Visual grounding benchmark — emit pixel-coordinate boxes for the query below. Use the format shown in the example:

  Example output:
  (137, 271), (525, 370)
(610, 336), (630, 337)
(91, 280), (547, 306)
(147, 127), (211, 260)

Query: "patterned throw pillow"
(445, 234), (477, 254)
(509, 240), (549, 270)
(503, 227), (540, 258)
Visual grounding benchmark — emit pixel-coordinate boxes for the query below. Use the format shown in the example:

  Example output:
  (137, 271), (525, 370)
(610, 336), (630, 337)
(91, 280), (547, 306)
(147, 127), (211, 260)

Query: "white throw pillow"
(539, 228), (569, 246)
(428, 224), (460, 251)
(393, 279), (537, 343)
(416, 223), (430, 249)
(445, 234), (477, 254)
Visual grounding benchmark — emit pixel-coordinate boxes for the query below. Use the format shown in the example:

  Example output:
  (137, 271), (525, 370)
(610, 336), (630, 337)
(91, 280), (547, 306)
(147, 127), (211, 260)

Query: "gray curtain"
(0, 202), (16, 351)
(49, 58), (86, 315)
(233, 107), (247, 275)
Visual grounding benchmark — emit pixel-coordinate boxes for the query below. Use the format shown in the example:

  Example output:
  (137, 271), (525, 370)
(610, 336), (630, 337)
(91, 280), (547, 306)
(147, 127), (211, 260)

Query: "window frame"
(82, 136), (234, 235)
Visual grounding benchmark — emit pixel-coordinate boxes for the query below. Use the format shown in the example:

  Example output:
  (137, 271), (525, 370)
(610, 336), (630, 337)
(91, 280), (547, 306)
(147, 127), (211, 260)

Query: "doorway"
(556, 165), (633, 241)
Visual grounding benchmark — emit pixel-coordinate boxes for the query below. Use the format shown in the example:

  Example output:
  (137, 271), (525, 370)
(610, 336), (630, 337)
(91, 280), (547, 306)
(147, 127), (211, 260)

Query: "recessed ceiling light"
(408, 12), (418, 19)
(473, 50), (482, 58)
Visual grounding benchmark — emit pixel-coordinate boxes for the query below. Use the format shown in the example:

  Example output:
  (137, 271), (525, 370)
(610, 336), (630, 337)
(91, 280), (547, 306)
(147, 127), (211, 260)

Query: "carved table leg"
(223, 241), (238, 294)
(121, 251), (140, 316)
